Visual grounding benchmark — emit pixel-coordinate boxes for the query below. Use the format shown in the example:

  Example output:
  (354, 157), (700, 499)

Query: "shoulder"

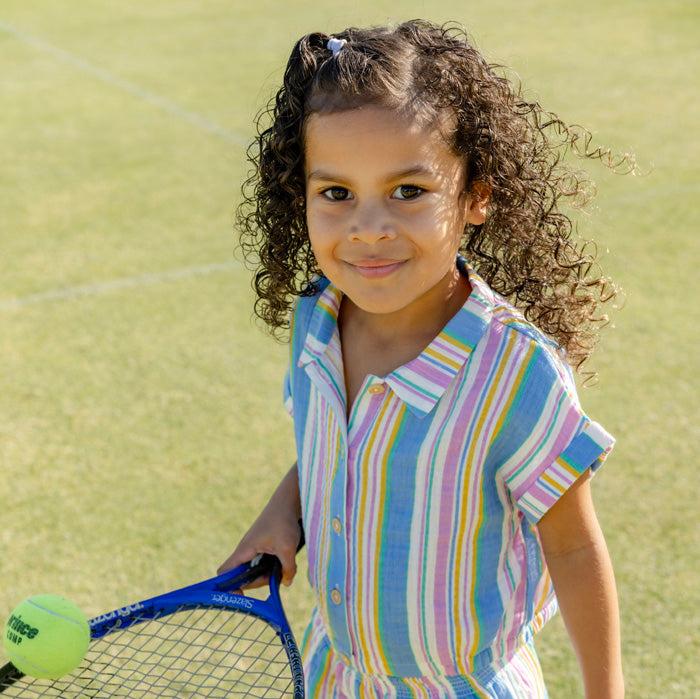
(289, 274), (331, 325)
(296, 274), (330, 309)
(485, 290), (576, 397)
(464, 260), (569, 380)
(287, 274), (332, 364)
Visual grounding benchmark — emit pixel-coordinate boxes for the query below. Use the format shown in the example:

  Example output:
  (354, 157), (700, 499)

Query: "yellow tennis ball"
(3, 594), (90, 680)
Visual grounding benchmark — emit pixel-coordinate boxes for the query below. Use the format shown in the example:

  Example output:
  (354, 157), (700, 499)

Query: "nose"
(347, 202), (397, 244)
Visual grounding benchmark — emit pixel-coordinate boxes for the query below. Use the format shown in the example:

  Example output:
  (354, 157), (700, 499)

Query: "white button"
(368, 384), (385, 395)
(332, 517), (342, 534)
(331, 588), (342, 605)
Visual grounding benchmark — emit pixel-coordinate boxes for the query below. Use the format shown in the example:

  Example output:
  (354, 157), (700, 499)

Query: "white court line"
(0, 19), (248, 146)
(0, 262), (241, 311)
(0, 20), (249, 312)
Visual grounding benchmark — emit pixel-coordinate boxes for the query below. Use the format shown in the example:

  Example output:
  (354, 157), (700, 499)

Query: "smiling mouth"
(347, 260), (406, 278)
(350, 259), (406, 268)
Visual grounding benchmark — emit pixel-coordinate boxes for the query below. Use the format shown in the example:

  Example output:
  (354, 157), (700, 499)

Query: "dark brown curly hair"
(235, 18), (640, 387)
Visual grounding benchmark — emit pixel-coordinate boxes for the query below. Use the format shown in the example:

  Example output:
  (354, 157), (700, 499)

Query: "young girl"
(218, 19), (631, 698)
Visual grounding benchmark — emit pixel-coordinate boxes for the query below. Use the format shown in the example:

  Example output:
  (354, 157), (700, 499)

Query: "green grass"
(1, 1), (698, 696)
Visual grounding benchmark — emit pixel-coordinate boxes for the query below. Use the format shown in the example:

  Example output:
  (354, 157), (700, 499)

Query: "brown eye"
(319, 184), (425, 201)
(321, 187), (350, 201)
(394, 185), (424, 200)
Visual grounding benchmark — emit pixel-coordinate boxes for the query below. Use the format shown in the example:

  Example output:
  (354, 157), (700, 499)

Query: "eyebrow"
(307, 164), (435, 183)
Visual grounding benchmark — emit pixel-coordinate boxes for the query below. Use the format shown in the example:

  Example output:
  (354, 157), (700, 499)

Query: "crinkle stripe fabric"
(284, 254), (615, 697)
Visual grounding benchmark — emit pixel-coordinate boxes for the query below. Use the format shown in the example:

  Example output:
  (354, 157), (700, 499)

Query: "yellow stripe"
(500, 342), (540, 486)
(317, 286), (342, 318)
(424, 344), (462, 370)
(445, 332), (471, 353)
(454, 332), (521, 672)
(355, 396), (394, 672)
(557, 456), (581, 479)
(403, 677), (424, 696)
(316, 648), (334, 694)
(288, 297), (297, 365)
(541, 471), (566, 494)
(372, 403), (405, 673)
(532, 567), (553, 623)
(316, 301), (336, 322)
(317, 405), (336, 638)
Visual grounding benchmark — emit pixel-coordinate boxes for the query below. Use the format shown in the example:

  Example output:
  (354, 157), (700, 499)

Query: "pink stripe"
(411, 358), (450, 385)
(413, 419), (438, 674)
(362, 397), (400, 671)
(432, 333), (470, 360)
(358, 400), (383, 672)
(508, 529), (529, 652)
(390, 378), (435, 407)
(480, 330), (529, 651)
(529, 482), (557, 509)
(346, 393), (385, 670)
(433, 375), (472, 672)
(510, 403), (580, 501)
(454, 325), (508, 661)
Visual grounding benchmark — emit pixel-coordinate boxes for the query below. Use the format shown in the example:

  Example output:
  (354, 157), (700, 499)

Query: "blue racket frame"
(0, 554), (305, 698)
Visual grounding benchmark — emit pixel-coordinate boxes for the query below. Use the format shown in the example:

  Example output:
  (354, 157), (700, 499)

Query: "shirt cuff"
(513, 418), (616, 527)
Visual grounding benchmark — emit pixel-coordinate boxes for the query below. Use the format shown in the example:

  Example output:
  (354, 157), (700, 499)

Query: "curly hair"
(235, 18), (640, 387)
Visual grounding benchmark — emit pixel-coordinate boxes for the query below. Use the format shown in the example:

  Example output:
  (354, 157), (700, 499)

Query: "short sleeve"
(500, 343), (616, 528)
(283, 366), (294, 418)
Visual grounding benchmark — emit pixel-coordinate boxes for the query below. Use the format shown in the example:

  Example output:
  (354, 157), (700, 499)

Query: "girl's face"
(303, 104), (489, 320)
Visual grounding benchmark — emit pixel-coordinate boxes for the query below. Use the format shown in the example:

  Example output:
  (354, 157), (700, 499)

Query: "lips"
(347, 259), (406, 278)
(350, 259), (405, 268)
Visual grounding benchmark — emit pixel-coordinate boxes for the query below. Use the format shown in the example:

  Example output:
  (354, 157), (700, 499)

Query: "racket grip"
(296, 517), (305, 552)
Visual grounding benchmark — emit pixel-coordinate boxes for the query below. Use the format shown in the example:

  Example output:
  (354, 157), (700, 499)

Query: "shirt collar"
(297, 254), (494, 418)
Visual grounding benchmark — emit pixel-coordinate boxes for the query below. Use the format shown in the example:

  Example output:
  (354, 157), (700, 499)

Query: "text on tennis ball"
(5, 614), (39, 644)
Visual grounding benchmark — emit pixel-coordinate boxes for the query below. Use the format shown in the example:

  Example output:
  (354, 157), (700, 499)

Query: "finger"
(277, 550), (298, 587)
(217, 559), (240, 576)
(217, 544), (258, 576)
(241, 574), (270, 591)
(217, 561), (269, 591)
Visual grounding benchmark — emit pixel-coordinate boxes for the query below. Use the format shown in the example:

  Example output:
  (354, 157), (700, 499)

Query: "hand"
(217, 505), (303, 591)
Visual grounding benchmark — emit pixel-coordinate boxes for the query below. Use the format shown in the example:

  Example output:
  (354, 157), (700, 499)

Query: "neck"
(340, 264), (471, 347)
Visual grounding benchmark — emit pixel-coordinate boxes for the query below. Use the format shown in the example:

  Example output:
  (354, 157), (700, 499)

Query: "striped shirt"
(283, 254), (616, 697)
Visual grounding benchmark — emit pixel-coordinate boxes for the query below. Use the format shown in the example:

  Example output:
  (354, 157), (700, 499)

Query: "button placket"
(342, 382), (389, 666)
(324, 426), (352, 657)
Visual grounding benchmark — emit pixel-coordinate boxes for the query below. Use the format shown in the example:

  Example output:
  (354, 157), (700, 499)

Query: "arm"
(536, 469), (625, 699)
(269, 461), (302, 521)
(217, 462), (303, 587)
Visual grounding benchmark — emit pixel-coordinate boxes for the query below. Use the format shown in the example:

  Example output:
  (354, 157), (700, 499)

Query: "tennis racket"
(0, 553), (304, 697)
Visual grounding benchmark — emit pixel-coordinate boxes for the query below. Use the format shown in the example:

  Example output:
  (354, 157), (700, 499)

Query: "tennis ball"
(3, 594), (90, 680)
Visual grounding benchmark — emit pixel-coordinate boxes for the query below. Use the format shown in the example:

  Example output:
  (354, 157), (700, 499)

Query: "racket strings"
(0, 605), (296, 697)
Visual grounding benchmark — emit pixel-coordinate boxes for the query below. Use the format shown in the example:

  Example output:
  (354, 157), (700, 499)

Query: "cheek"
(307, 201), (339, 230)
(306, 227), (336, 267)
(307, 207), (342, 249)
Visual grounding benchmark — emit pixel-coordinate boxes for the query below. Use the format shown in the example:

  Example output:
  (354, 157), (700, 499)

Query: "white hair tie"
(327, 37), (347, 57)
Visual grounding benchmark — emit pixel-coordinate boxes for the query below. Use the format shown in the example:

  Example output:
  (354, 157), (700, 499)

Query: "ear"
(464, 181), (492, 225)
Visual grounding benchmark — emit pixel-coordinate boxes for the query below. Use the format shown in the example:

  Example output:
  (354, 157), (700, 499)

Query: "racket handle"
(297, 517), (305, 552)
